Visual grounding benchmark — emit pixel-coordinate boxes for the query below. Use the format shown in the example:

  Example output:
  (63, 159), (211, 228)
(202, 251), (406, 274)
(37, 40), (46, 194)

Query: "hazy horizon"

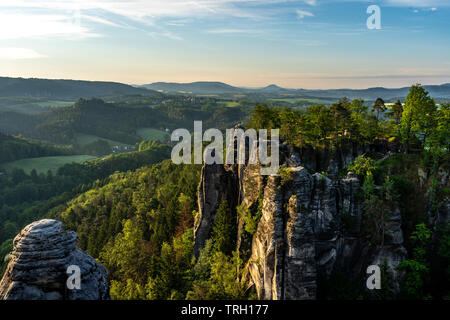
(2, 74), (450, 91)
(1, 0), (449, 89)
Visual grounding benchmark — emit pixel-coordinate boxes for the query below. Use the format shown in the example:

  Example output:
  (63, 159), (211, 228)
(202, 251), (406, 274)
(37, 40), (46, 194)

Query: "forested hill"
(2, 76), (450, 100)
(0, 133), (72, 163)
(0, 77), (153, 99)
(0, 97), (250, 146)
(142, 82), (242, 94)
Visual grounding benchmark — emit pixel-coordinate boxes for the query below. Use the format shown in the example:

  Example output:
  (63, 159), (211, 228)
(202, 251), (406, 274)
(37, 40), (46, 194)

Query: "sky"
(0, 0), (449, 89)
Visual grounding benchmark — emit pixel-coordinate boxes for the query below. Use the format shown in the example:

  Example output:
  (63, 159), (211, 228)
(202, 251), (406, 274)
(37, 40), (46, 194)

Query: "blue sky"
(0, 0), (449, 89)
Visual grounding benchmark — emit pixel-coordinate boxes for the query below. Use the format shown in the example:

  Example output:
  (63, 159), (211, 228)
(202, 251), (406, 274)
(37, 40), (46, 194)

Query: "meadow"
(75, 133), (129, 147)
(136, 127), (170, 142)
(269, 97), (336, 105)
(0, 155), (97, 174)
(0, 97), (74, 114)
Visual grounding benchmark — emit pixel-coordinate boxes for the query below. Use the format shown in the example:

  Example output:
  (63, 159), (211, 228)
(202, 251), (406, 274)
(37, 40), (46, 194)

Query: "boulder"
(0, 219), (110, 300)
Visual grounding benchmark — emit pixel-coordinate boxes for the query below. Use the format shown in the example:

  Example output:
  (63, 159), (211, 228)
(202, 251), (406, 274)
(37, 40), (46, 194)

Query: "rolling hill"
(0, 77), (154, 99)
(142, 81), (450, 100)
(2, 76), (449, 101)
(141, 81), (242, 94)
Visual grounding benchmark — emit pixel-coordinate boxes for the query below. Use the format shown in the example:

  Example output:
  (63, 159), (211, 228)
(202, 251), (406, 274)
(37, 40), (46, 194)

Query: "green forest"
(0, 84), (449, 300)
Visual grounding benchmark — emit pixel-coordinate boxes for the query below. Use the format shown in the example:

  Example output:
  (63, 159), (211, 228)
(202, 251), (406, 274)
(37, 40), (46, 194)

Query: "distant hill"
(2, 76), (449, 100)
(0, 77), (154, 99)
(142, 81), (242, 94)
(142, 81), (450, 100)
(296, 84), (450, 100)
(258, 84), (290, 93)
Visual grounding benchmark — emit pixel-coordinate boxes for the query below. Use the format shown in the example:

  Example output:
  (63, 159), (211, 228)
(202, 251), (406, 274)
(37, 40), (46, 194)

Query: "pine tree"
(211, 200), (235, 255)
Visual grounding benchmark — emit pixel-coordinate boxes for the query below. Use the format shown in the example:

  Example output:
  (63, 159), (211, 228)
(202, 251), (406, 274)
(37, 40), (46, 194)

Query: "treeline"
(249, 84), (449, 160)
(0, 133), (74, 164)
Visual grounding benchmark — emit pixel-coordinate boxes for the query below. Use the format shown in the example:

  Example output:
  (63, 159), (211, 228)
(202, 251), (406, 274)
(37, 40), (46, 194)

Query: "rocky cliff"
(194, 141), (412, 300)
(0, 219), (110, 300)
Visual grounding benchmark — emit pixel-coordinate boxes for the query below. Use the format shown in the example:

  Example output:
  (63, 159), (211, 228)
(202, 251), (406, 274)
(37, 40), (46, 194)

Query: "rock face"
(0, 219), (110, 300)
(246, 168), (407, 300)
(194, 142), (409, 300)
(194, 164), (239, 257)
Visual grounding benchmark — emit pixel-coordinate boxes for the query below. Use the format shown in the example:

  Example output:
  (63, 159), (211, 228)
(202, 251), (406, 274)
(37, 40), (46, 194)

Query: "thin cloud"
(0, 0), (282, 21)
(296, 9), (314, 19)
(0, 48), (46, 60)
(0, 0), (287, 40)
(384, 0), (449, 7)
(271, 71), (450, 80)
(206, 29), (262, 34)
(0, 13), (100, 40)
(81, 14), (128, 28)
(303, 0), (449, 8)
(148, 30), (183, 41)
(296, 39), (326, 46)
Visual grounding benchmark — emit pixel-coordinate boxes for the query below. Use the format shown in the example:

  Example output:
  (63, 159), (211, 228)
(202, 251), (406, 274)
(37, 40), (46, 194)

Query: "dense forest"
(0, 84), (448, 299)
(0, 97), (250, 151)
(245, 85), (449, 299)
(51, 84), (448, 300)
(0, 141), (171, 275)
(0, 133), (73, 163)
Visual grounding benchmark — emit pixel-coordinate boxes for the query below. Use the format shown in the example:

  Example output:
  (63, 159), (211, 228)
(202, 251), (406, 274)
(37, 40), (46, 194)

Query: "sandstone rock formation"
(246, 168), (407, 300)
(194, 140), (410, 300)
(0, 219), (110, 300)
(194, 164), (239, 257)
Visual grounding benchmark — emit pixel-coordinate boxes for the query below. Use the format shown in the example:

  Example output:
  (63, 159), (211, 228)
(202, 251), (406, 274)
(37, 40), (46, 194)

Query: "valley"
(0, 77), (448, 300)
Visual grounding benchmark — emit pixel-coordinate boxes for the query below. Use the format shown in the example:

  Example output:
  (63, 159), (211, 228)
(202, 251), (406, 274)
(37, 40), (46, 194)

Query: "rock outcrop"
(194, 141), (410, 300)
(0, 219), (110, 300)
(246, 168), (407, 300)
(194, 164), (239, 257)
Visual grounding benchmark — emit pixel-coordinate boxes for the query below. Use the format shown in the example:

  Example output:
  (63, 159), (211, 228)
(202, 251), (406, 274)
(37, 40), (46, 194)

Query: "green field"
(75, 133), (129, 147)
(136, 128), (170, 142)
(0, 155), (97, 174)
(269, 97), (335, 105)
(220, 101), (240, 108)
(0, 98), (74, 114)
(34, 100), (74, 108)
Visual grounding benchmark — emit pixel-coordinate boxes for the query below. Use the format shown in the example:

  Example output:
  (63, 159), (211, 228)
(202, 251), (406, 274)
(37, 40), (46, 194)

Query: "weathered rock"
(248, 175), (285, 300)
(194, 164), (238, 257)
(248, 168), (334, 300)
(0, 219), (110, 300)
(194, 142), (412, 300)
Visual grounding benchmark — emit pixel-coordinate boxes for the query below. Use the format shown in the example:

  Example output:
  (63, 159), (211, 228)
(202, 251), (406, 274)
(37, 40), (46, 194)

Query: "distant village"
(111, 145), (136, 154)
